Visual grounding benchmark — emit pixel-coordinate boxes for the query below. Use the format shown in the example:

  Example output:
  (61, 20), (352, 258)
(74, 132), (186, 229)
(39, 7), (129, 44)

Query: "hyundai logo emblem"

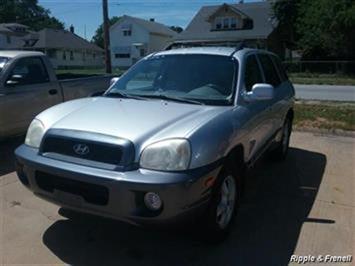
(73, 143), (90, 156)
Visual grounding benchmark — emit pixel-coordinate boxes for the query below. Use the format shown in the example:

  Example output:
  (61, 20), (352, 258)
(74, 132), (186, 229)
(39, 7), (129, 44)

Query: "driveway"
(0, 132), (354, 266)
(294, 84), (355, 102)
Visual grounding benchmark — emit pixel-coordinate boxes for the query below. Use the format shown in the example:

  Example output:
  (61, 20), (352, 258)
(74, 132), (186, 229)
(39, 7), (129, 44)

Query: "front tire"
(200, 167), (241, 242)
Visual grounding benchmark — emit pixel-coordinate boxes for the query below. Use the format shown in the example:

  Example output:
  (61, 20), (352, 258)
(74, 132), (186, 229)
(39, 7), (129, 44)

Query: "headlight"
(25, 119), (45, 148)
(140, 139), (191, 171)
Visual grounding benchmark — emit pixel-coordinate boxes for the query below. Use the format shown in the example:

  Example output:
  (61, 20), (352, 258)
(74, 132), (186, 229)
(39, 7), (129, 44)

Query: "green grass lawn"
(294, 102), (355, 131)
(289, 73), (355, 86)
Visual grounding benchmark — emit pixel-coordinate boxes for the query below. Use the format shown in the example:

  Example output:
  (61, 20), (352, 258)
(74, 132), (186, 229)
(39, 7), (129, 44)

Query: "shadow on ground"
(42, 147), (326, 266)
(0, 136), (24, 176)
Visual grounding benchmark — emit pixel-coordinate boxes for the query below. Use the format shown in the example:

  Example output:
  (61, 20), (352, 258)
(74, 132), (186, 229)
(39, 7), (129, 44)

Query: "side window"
(271, 55), (288, 82)
(244, 54), (263, 92)
(7, 57), (49, 86)
(258, 54), (281, 87)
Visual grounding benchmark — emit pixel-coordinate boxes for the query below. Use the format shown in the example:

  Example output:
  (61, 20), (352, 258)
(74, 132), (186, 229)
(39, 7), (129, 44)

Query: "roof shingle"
(111, 15), (177, 37)
(27, 28), (103, 52)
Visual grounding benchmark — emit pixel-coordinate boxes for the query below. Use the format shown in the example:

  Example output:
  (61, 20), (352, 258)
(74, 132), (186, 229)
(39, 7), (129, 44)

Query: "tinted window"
(271, 55), (288, 81)
(244, 55), (263, 91)
(0, 57), (9, 73)
(8, 57), (49, 85)
(258, 54), (281, 87)
(109, 55), (237, 105)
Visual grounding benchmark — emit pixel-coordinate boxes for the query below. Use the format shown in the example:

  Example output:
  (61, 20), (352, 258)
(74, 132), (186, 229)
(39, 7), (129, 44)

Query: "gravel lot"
(0, 132), (354, 266)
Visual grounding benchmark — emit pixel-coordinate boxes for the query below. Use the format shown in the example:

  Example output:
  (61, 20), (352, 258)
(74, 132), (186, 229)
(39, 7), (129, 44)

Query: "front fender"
(188, 107), (246, 169)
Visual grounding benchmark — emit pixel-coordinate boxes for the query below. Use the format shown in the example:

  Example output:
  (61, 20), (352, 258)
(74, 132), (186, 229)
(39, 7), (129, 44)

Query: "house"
(173, 2), (284, 57)
(23, 27), (104, 68)
(110, 15), (177, 67)
(0, 23), (32, 50)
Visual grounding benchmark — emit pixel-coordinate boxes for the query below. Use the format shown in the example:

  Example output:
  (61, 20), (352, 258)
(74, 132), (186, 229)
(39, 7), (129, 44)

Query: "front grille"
(41, 136), (122, 165)
(36, 171), (109, 205)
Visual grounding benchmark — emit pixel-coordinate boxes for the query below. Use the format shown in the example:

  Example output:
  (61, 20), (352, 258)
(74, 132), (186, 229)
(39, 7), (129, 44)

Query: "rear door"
(1, 56), (62, 137)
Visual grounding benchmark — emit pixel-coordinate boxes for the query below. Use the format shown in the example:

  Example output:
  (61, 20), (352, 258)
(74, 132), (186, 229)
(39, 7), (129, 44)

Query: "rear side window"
(244, 55), (263, 92)
(271, 55), (288, 82)
(258, 54), (281, 87)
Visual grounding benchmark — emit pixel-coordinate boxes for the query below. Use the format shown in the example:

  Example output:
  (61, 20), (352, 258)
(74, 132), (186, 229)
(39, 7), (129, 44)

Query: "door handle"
(48, 89), (58, 95)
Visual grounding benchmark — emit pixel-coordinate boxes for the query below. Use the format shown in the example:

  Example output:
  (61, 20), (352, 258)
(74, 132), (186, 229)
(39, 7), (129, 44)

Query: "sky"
(38, 0), (258, 41)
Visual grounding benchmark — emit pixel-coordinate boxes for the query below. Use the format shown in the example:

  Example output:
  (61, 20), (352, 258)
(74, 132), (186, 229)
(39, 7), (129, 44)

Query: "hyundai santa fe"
(15, 47), (295, 241)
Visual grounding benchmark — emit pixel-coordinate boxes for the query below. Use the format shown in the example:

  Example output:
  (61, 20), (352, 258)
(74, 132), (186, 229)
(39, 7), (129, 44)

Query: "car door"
(1, 56), (62, 137)
(257, 53), (283, 137)
(269, 55), (293, 129)
(241, 53), (274, 161)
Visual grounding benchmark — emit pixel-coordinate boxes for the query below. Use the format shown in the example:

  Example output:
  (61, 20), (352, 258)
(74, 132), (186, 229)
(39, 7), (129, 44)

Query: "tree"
(272, 0), (300, 49)
(296, 0), (355, 59)
(170, 26), (183, 33)
(272, 0), (355, 60)
(0, 0), (64, 30)
(92, 16), (121, 48)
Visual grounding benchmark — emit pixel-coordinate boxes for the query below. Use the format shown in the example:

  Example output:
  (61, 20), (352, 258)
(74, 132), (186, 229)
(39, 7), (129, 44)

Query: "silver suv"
(15, 47), (295, 241)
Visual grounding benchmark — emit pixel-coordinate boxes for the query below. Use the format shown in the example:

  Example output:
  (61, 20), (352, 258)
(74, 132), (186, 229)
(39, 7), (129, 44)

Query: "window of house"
(93, 53), (96, 59)
(214, 17), (238, 30)
(123, 30), (132, 36)
(115, 53), (130, 58)
(215, 17), (222, 30)
(6, 35), (11, 44)
(223, 18), (229, 29)
(70, 51), (74, 61)
(230, 17), (237, 29)
(62, 51), (66, 60)
(244, 55), (263, 91)
(7, 57), (49, 86)
(82, 52), (86, 61)
(258, 54), (282, 87)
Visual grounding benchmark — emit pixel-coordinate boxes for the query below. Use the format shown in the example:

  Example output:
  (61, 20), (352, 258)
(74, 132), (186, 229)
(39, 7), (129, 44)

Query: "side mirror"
(110, 77), (119, 87)
(243, 83), (274, 102)
(6, 74), (24, 86)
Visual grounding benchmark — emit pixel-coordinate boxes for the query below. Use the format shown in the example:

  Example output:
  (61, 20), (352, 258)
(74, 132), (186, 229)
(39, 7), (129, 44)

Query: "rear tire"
(272, 117), (292, 161)
(199, 166), (241, 243)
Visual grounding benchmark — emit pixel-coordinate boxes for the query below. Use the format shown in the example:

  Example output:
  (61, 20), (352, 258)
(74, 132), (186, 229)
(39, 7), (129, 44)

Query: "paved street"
(0, 132), (354, 266)
(294, 84), (355, 102)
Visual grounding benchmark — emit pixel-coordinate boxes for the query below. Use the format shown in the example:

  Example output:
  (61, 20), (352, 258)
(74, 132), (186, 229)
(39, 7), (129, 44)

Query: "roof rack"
(165, 39), (257, 52)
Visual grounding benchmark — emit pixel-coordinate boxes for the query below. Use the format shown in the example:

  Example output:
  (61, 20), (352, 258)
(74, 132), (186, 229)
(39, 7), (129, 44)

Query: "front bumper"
(15, 145), (221, 225)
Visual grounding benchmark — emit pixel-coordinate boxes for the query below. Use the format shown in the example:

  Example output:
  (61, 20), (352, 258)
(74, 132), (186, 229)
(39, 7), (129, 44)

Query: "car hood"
(37, 97), (228, 147)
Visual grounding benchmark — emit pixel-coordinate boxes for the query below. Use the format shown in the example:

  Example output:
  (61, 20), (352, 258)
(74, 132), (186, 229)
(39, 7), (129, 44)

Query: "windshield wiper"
(105, 91), (147, 101)
(139, 94), (204, 105)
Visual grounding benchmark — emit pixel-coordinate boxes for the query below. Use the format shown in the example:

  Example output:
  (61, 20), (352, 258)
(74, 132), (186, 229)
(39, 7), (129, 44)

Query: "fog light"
(144, 192), (162, 211)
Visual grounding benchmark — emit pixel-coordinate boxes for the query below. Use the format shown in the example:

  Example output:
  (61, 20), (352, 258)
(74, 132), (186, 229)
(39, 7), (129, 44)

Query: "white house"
(23, 28), (104, 68)
(0, 23), (32, 50)
(110, 15), (177, 68)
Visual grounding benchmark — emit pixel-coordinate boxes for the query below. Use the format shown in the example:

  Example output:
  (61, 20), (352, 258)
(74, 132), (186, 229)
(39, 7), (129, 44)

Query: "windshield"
(0, 57), (9, 73)
(108, 54), (238, 105)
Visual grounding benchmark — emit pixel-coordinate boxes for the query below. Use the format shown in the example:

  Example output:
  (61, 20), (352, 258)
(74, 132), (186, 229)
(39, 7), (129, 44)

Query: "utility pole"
(102, 0), (112, 73)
